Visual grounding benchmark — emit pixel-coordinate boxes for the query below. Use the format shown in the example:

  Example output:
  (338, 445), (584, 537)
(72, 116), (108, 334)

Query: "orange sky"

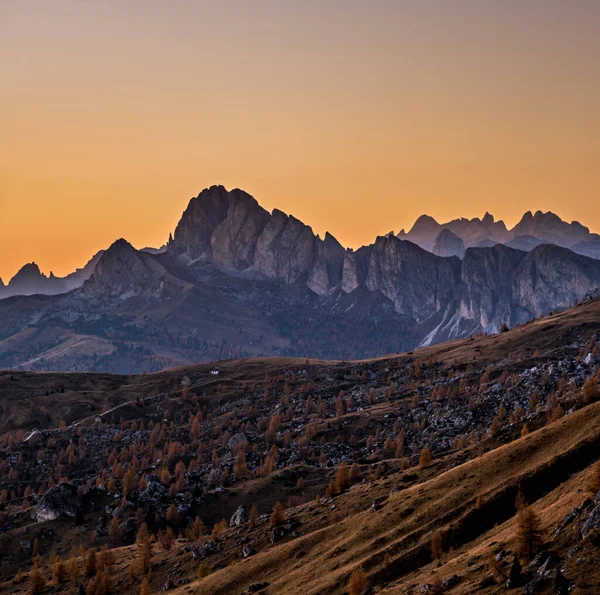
(1, 0), (599, 282)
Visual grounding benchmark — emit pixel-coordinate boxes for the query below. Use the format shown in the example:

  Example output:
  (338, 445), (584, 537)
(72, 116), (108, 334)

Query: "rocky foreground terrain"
(0, 295), (600, 593)
(2, 186), (600, 374)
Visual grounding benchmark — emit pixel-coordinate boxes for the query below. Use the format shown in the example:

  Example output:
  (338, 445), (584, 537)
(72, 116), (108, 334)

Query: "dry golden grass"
(152, 398), (600, 595)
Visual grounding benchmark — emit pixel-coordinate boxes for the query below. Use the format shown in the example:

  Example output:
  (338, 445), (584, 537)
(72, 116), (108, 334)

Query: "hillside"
(0, 297), (599, 593)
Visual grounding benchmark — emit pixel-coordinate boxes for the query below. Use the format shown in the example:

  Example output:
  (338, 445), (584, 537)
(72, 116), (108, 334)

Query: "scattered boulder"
(33, 483), (79, 522)
(442, 574), (461, 589)
(230, 505), (249, 526)
(270, 526), (286, 544)
(581, 502), (600, 538)
(522, 575), (551, 594)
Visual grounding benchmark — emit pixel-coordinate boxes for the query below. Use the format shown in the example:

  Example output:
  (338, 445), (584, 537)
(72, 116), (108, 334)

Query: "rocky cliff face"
(170, 185), (345, 294)
(457, 245), (527, 331)
(513, 244), (600, 316)
(84, 239), (183, 300)
(422, 244), (600, 345)
(359, 236), (461, 322)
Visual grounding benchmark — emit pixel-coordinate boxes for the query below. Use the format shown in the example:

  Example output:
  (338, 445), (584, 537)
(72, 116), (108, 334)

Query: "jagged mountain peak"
(409, 214), (440, 231)
(84, 239), (176, 300)
(10, 262), (45, 284)
(482, 211), (494, 226)
(323, 231), (341, 245)
(106, 237), (135, 253)
(399, 207), (598, 257)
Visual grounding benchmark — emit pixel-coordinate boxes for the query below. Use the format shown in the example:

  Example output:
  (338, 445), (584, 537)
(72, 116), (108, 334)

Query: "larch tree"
(270, 501), (285, 528)
(516, 506), (543, 560)
(348, 566), (368, 595)
(419, 447), (432, 469)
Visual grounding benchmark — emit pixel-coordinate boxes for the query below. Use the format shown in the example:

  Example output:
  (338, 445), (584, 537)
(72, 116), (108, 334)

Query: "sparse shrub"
(139, 538), (152, 575)
(348, 566), (368, 595)
(430, 529), (443, 560)
(418, 447), (431, 469)
(269, 501), (285, 528)
(211, 519), (227, 542)
(29, 568), (46, 594)
(335, 462), (349, 493)
(160, 527), (174, 551)
(69, 553), (79, 586)
(325, 479), (338, 498)
(109, 517), (121, 543)
(583, 377), (600, 402)
(85, 548), (97, 578)
(197, 563), (211, 579)
(52, 556), (66, 585)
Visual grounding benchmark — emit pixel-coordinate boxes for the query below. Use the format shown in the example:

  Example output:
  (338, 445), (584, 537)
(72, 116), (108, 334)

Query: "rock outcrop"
(170, 185), (345, 294)
(422, 243), (600, 345)
(83, 239), (180, 300)
(33, 484), (80, 522)
(358, 236), (461, 322)
(433, 229), (465, 258)
(230, 505), (249, 526)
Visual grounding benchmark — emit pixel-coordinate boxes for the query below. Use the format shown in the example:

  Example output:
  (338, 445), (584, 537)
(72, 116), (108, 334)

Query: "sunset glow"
(2, 0), (599, 281)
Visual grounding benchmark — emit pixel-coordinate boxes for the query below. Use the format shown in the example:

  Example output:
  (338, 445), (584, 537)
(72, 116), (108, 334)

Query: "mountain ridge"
(3, 189), (600, 302)
(1, 186), (600, 373)
(398, 208), (600, 258)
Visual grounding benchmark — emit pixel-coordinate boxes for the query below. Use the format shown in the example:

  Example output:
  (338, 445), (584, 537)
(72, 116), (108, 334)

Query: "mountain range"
(398, 209), (600, 258)
(1, 185), (600, 373)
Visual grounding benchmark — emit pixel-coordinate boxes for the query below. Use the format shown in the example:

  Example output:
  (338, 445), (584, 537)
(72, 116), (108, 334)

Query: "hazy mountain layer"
(398, 209), (600, 258)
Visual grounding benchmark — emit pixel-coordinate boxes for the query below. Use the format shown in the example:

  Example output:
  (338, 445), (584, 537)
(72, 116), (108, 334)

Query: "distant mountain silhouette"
(1, 186), (600, 373)
(0, 252), (103, 299)
(397, 209), (600, 259)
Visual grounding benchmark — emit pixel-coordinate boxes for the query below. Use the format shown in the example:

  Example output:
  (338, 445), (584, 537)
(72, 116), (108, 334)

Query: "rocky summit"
(1, 186), (600, 373)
